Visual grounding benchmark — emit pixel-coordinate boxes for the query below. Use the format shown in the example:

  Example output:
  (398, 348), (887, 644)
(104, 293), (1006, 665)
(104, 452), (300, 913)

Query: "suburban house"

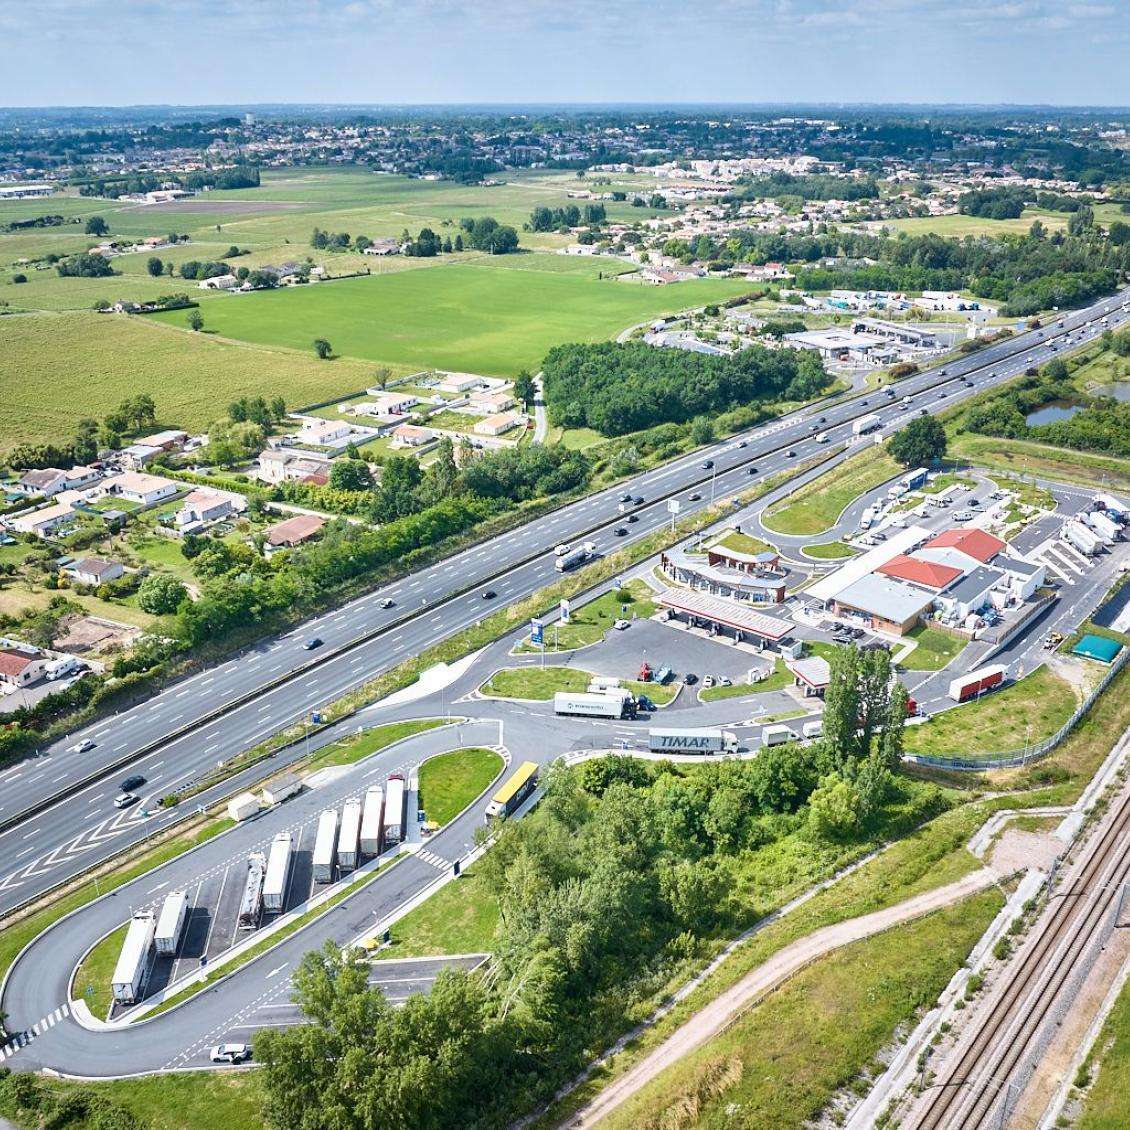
(13, 466), (101, 498)
(135, 430), (188, 453)
(266, 514), (326, 548)
(355, 392), (419, 416)
(296, 419), (352, 448)
(639, 267), (679, 285)
(119, 443), (163, 468)
(7, 500), (76, 539)
(437, 372), (488, 395)
(175, 488), (246, 532)
(256, 449), (334, 485)
(473, 412), (523, 437)
(198, 274), (239, 290)
(0, 647), (48, 688)
(65, 557), (125, 586)
(469, 390), (516, 414)
(100, 471), (179, 506)
(361, 238), (400, 256)
(391, 423), (434, 448)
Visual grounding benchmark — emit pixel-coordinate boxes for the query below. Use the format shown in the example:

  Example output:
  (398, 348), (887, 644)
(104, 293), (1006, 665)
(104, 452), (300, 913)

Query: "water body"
(1026, 399), (1083, 426)
(1098, 381), (1130, 403)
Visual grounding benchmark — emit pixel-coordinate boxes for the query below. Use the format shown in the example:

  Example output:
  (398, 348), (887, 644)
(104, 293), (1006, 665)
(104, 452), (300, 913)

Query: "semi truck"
(383, 774), (406, 847)
(1085, 511), (1119, 544)
(153, 891), (188, 957)
(337, 799), (363, 872)
(359, 785), (385, 858)
(762, 724), (796, 747)
(485, 761), (540, 822)
(553, 690), (635, 719)
(948, 664), (1006, 703)
(111, 912), (156, 1005)
(1064, 521), (1102, 557)
(262, 832), (293, 913)
(853, 413), (880, 437)
(554, 541), (597, 572)
(237, 852), (267, 929)
(901, 467), (928, 491)
(261, 773), (301, 807)
(647, 728), (737, 755)
(312, 809), (338, 884)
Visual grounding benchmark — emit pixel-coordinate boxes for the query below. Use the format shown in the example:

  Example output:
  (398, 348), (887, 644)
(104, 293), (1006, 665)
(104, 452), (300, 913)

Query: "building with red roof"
(875, 553), (963, 592)
(923, 528), (1005, 565)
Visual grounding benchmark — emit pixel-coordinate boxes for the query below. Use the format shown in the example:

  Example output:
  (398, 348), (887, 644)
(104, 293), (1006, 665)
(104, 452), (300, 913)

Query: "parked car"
(70, 738), (96, 754)
(613, 619), (630, 630)
(702, 675), (716, 689)
(684, 673), (698, 685)
(210, 1044), (252, 1065)
(120, 774), (146, 792)
(303, 637), (323, 651)
(113, 793), (139, 809)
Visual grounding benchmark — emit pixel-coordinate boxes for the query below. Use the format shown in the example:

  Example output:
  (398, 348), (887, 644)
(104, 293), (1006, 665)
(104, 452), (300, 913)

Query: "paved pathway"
(563, 867), (998, 1128)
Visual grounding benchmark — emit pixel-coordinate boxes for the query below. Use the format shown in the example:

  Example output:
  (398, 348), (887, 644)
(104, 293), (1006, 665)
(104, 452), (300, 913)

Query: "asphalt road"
(0, 292), (1126, 916)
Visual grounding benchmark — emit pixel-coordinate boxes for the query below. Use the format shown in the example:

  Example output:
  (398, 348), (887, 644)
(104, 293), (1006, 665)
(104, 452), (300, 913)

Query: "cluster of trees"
(733, 171), (881, 203)
(178, 259), (230, 281)
(77, 165), (259, 197)
(255, 647), (923, 1127)
(403, 227), (449, 257)
(960, 349), (1130, 458)
(887, 415), (947, 468)
(84, 215), (109, 236)
(958, 187), (1027, 219)
(459, 215), (519, 254)
(0, 1068), (140, 1129)
(541, 340), (831, 436)
(310, 228), (363, 252)
(56, 251), (114, 278)
(182, 166), (260, 190)
(529, 203), (606, 231)
(228, 395), (287, 426)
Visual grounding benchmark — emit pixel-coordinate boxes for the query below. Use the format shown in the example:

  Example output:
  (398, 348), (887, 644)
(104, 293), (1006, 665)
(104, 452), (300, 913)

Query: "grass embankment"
(418, 747), (503, 826)
(513, 580), (656, 653)
(72, 924), (128, 1021)
(599, 890), (1003, 1130)
(710, 530), (776, 556)
(304, 717), (449, 772)
(1077, 978), (1130, 1130)
(948, 432), (1129, 491)
(802, 541), (856, 559)
(388, 869), (500, 958)
(0, 814), (234, 989)
(762, 447), (902, 536)
(698, 661), (795, 701)
(480, 665), (678, 705)
(898, 624), (966, 672)
(902, 666), (1077, 757)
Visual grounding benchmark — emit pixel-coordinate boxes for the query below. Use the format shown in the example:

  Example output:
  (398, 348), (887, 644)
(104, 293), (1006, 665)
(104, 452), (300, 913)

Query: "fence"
(905, 648), (1127, 772)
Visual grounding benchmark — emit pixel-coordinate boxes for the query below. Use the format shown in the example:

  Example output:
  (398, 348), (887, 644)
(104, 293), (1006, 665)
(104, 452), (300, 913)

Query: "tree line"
(528, 203), (606, 231)
(541, 340), (831, 436)
(254, 647), (927, 1128)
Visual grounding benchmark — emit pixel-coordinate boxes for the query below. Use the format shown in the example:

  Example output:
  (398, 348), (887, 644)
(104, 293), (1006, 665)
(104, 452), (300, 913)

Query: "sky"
(0, 0), (1127, 108)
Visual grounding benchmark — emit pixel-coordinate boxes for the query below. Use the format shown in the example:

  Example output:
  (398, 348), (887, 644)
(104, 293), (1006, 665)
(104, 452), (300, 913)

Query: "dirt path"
(562, 867), (999, 1129)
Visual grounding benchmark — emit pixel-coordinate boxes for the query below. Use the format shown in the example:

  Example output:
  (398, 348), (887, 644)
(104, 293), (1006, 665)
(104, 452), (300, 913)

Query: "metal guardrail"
(905, 648), (1127, 771)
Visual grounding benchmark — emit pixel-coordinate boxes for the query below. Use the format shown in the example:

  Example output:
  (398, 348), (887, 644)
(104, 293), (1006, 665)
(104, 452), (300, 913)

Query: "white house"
(198, 274), (239, 290)
(65, 557), (125, 586)
(356, 392), (419, 416)
(297, 419), (352, 447)
(361, 238), (400, 256)
(7, 500), (76, 539)
(256, 449), (334, 484)
(0, 647), (49, 688)
(391, 424), (434, 448)
(469, 390), (516, 414)
(175, 488), (245, 530)
(473, 412), (523, 437)
(437, 372), (488, 395)
(14, 469), (71, 498)
(100, 471), (179, 506)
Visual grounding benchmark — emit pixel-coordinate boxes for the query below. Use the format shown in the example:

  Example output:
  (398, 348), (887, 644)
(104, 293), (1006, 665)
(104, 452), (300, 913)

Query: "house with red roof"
(875, 553), (963, 592)
(923, 528), (1005, 565)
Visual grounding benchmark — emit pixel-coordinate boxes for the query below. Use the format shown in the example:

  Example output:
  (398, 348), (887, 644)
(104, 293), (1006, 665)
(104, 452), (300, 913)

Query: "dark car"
(619, 492), (633, 503)
(702, 460), (714, 470)
(481, 590), (496, 600)
(303, 637), (323, 651)
(614, 526), (628, 536)
(738, 440), (748, 448)
(689, 492), (702, 501)
(860, 399), (869, 406)
(632, 496), (644, 505)
(786, 449), (796, 457)
(120, 774), (146, 792)
(627, 513), (639, 523)
(747, 466), (758, 475)
(684, 673), (698, 686)
(817, 416), (826, 423)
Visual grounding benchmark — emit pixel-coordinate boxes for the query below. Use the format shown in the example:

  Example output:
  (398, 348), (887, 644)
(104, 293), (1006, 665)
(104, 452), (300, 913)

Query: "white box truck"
(227, 792), (259, 822)
(312, 809), (338, 884)
(261, 773), (301, 807)
(359, 785), (385, 858)
(802, 719), (824, 740)
(1085, 511), (1118, 544)
(111, 912), (156, 1005)
(153, 892), (188, 957)
(553, 690), (633, 719)
(761, 724), (796, 747)
(383, 775), (406, 847)
(647, 728), (737, 754)
(1064, 521), (1101, 557)
(337, 798), (363, 871)
(262, 832), (293, 913)
(853, 413), (880, 437)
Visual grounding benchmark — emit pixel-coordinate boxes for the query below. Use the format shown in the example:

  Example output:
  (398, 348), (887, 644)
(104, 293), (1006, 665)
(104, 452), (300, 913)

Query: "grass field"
(480, 665), (591, 700)
(304, 717), (448, 772)
(802, 540), (856, 559)
(0, 311), (414, 451)
(600, 890), (1001, 1130)
(903, 666), (1076, 757)
(763, 448), (902, 536)
(948, 432), (1130, 491)
(147, 258), (750, 377)
(711, 530), (776, 556)
(417, 747), (503, 826)
(880, 208), (1069, 239)
(389, 867), (499, 957)
(899, 624), (966, 671)
(72, 923), (128, 1021)
(513, 580), (656, 653)
(1078, 978), (1130, 1129)
(699, 662), (794, 700)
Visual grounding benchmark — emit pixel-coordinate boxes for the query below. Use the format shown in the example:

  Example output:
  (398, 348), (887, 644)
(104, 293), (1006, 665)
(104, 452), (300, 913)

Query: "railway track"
(911, 789), (1130, 1129)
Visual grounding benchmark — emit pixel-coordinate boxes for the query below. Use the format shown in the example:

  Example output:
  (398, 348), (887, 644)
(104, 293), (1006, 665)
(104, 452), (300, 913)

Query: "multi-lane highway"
(0, 290), (1126, 915)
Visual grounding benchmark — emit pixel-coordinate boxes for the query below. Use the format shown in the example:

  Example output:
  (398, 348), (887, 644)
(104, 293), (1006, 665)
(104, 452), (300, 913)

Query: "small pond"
(1026, 400), (1083, 426)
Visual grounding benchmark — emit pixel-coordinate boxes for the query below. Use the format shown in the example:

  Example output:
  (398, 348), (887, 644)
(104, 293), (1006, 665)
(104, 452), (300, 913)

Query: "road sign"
(667, 499), (681, 514)
(530, 619), (544, 645)
(560, 599), (571, 624)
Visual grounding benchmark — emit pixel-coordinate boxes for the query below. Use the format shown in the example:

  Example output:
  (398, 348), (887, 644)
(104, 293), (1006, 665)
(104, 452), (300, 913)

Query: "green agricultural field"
(880, 209), (1069, 239)
(0, 311), (412, 452)
(147, 258), (750, 377)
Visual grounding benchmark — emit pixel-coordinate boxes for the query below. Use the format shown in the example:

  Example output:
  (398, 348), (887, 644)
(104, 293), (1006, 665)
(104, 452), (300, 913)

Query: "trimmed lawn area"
(480, 665), (590, 700)
(599, 890), (1002, 1130)
(699, 661), (794, 701)
(903, 666), (1077, 757)
(149, 260), (751, 379)
(1078, 978), (1130, 1130)
(72, 923), (128, 1021)
(626, 678), (679, 706)
(763, 448), (902, 536)
(711, 530), (776, 556)
(388, 868), (499, 957)
(899, 624), (966, 671)
(305, 717), (448, 772)
(559, 426), (606, 450)
(418, 747), (504, 826)
(802, 540), (856, 560)
(948, 432), (1129, 491)
(513, 580), (656, 653)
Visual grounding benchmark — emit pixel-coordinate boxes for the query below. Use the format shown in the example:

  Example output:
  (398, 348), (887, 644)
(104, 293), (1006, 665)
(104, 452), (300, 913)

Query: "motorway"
(0, 290), (1126, 916)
